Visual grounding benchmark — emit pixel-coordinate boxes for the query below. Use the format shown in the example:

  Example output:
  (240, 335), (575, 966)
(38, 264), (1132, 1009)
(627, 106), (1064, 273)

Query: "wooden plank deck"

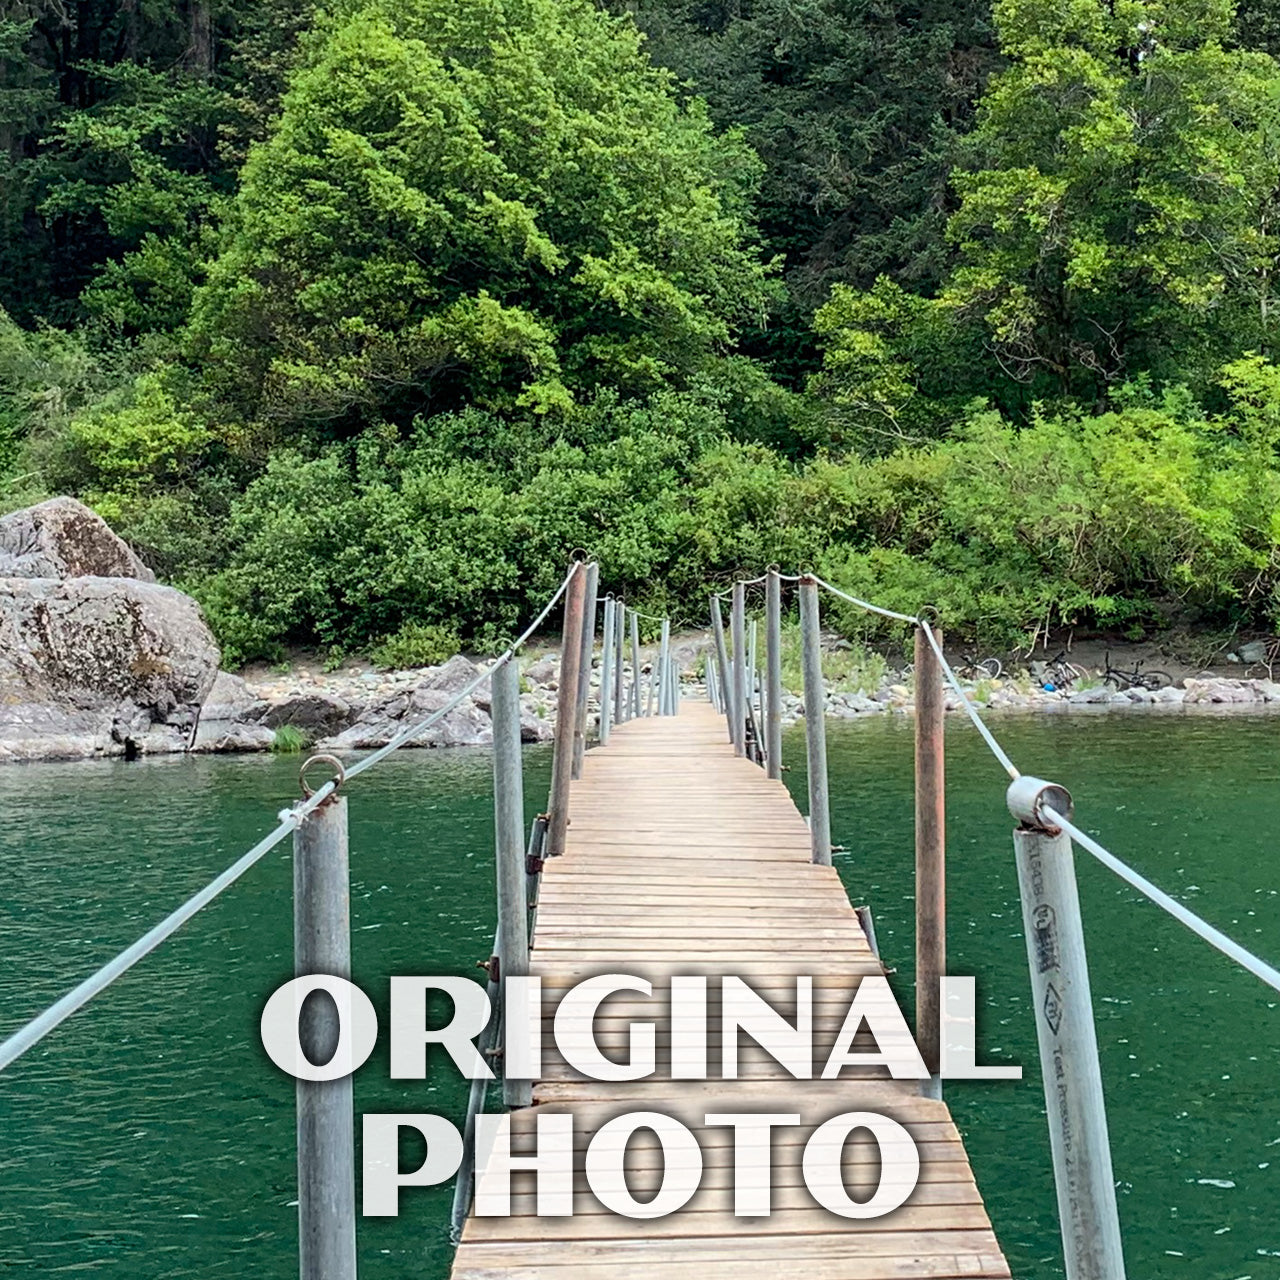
(451, 700), (1010, 1280)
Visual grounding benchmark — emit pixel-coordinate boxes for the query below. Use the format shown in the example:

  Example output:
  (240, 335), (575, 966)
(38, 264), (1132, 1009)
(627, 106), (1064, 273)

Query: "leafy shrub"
(370, 622), (460, 670)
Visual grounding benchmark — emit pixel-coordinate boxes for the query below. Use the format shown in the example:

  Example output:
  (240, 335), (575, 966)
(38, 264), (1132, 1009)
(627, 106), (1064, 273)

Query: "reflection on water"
(1, 715), (1277, 1276)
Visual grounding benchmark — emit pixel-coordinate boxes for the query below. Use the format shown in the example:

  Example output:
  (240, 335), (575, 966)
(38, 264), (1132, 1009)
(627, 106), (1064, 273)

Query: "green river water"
(1, 713), (1278, 1278)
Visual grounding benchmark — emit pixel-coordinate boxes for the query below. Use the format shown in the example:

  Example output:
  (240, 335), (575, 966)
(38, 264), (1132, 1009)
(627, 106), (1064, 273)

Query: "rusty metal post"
(545, 563), (586, 859)
(915, 622), (945, 1099)
(765, 569), (783, 779)
(730, 582), (746, 756)
(798, 575), (831, 865)
(571, 561), (598, 779)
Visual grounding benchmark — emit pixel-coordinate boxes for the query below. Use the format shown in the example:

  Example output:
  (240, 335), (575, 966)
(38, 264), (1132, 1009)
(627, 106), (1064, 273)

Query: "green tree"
(187, 0), (775, 436)
(611, 0), (1000, 379)
(943, 0), (1280, 403)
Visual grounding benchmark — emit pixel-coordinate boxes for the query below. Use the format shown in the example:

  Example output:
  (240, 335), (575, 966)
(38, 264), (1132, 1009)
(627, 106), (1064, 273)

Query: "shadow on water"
(1, 716), (1278, 1277)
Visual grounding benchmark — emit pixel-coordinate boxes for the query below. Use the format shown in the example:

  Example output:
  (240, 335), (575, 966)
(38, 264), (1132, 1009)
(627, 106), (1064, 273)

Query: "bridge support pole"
(915, 622), (945, 1099)
(711, 597), (732, 741)
(571, 561), (598, 779)
(599, 595), (615, 744)
(613, 602), (626, 726)
(546, 563), (586, 859)
(798, 576), (831, 865)
(658, 617), (671, 716)
(765, 569), (783, 779)
(730, 582), (746, 755)
(630, 609), (642, 719)
(492, 657), (531, 1108)
(1010, 786), (1126, 1280)
(293, 795), (357, 1280)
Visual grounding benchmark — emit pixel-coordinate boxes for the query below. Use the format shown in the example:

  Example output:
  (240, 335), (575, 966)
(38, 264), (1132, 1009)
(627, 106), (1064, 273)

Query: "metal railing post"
(491, 658), (531, 1108)
(294, 794), (357, 1280)
(710, 597), (732, 740)
(629, 610), (642, 718)
(658, 618), (671, 716)
(545, 563), (586, 859)
(599, 595), (615, 744)
(668, 654), (679, 713)
(730, 582), (746, 755)
(1009, 780), (1126, 1280)
(798, 576), (831, 865)
(613, 602), (626, 726)
(765, 569), (783, 779)
(915, 622), (945, 1100)
(571, 562), (598, 779)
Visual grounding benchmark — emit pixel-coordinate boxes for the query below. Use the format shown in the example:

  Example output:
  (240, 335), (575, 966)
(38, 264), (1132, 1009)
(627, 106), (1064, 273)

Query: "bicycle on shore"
(1102, 650), (1172, 691)
(955, 653), (1004, 682)
(1041, 649), (1088, 692)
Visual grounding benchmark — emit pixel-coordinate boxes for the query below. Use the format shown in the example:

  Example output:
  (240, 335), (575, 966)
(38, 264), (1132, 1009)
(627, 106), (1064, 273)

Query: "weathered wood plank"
(448, 700), (1009, 1280)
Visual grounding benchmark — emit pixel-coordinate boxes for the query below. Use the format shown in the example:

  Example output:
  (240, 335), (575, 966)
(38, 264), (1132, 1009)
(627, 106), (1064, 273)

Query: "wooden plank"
(449, 700), (1009, 1280)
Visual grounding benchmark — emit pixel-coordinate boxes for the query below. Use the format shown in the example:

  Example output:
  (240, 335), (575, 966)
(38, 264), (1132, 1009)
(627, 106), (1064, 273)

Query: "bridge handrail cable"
(0, 561), (582, 1075)
(730, 569), (1280, 998)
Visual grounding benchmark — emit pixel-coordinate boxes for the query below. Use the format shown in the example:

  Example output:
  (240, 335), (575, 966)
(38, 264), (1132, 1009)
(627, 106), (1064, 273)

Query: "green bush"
(370, 622), (461, 670)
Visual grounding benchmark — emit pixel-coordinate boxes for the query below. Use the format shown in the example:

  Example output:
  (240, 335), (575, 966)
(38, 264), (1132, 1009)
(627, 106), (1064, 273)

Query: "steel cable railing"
(718, 566), (1280, 994)
(0, 561), (582, 1076)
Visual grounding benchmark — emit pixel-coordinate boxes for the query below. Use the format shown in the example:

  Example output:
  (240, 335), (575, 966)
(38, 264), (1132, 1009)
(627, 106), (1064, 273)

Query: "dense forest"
(4, 0), (1280, 662)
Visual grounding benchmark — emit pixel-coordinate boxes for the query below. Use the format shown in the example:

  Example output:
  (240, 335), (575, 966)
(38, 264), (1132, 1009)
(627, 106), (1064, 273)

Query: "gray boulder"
(0, 575), (219, 761)
(416, 654), (482, 696)
(260, 691), (356, 737)
(0, 497), (155, 582)
(192, 672), (275, 753)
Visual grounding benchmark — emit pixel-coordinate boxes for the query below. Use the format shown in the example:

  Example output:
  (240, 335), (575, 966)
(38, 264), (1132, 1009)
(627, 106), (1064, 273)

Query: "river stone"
(0, 497), (155, 582)
(0, 575), (219, 761)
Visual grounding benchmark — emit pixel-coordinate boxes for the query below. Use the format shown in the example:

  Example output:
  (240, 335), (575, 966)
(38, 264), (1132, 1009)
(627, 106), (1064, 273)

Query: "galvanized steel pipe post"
(710, 597), (732, 740)
(629, 609), (642, 719)
(658, 617), (671, 716)
(1010, 783), (1127, 1280)
(491, 658), (531, 1108)
(599, 595), (615, 745)
(293, 795), (357, 1280)
(613, 602), (626, 726)
(798, 576), (831, 865)
(730, 582), (746, 755)
(765, 569), (783, 779)
(571, 561), (598, 779)
(545, 563), (586, 859)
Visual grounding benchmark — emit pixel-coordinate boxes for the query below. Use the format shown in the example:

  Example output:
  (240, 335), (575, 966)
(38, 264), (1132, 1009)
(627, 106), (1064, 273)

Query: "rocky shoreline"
(4, 495), (1280, 765)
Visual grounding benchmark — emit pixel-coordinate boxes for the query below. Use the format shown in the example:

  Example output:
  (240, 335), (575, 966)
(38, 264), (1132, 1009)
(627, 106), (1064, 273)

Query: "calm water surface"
(1, 715), (1278, 1277)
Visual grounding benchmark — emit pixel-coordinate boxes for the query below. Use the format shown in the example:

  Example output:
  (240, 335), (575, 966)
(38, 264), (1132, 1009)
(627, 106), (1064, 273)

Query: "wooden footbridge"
(450, 700), (1011, 1280)
(24, 556), (1276, 1280)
